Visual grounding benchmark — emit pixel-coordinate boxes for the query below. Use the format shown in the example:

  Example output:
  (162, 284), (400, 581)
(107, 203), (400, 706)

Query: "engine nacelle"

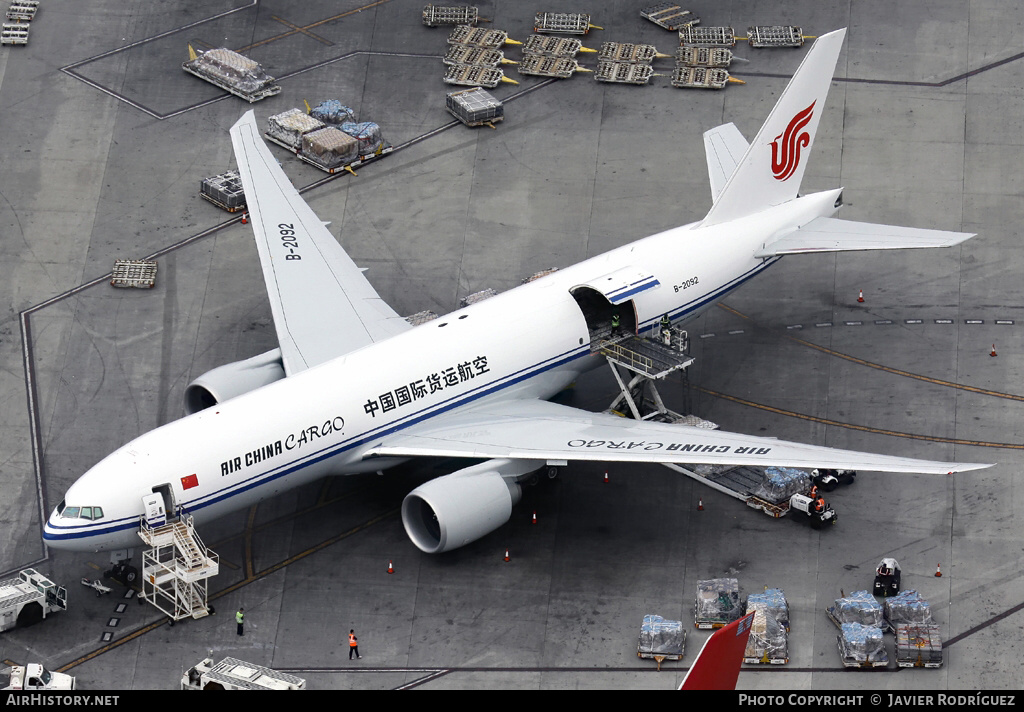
(184, 348), (285, 415)
(402, 458), (536, 553)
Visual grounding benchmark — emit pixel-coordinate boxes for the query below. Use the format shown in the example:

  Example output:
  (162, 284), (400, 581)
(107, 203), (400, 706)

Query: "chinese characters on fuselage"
(363, 355), (490, 418)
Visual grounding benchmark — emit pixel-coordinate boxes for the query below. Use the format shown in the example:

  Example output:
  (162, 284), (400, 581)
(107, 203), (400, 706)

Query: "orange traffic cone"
(532, 511), (537, 524)
(935, 563), (942, 578)
(603, 470), (609, 483)
(241, 213), (248, 224)
(857, 289), (864, 303)
(387, 560), (394, 574)
(504, 549), (510, 562)
(991, 344), (998, 357)
(698, 498), (704, 511)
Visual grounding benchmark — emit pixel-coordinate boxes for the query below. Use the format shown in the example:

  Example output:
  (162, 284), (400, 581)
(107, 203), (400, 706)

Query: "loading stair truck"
(3, 664), (75, 691)
(0, 569), (67, 632)
(182, 657), (306, 690)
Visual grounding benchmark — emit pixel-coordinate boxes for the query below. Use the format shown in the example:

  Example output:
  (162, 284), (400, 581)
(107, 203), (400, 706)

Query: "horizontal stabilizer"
(704, 123), (749, 203)
(753, 217), (976, 258)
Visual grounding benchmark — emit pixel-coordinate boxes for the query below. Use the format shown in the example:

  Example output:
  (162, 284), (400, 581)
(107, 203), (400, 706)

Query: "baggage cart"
(443, 45), (512, 68)
(679, 26), (735, 48)
(522, 34), (590, 58)
(6, 0), (37, 21)
(595, 61), (655, 85)
(640, 3), (697, 31)
(598, 42), (665, 63)
(422, 5), (478, 28)
(448, 25), (520, 49)
(265, 108), (326, 152)
(534, 12), (600, 35)
(0, 22), (28, 45)
(747, 25), (804, 48)
(518, 55), (588, 79)
(444, 63), (516, 88)
(676, 46), (733, 68)
(671, 66), (737, 89)
(111, 260), (157, 289)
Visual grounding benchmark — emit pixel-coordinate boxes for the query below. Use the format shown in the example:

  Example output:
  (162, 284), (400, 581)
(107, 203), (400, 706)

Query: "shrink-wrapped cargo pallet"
(184, 48), (279, 101)
(695, 578), (744, 629)
(266, 109), (325, 151)
(828, 590), (884, 628)
(884, 590), (933, 630)
(751, 467), (812, 504)
(637, 614), (685, 659)
(310, 100), (356, 126)
(340, 122), (385, 157)
(747, 588), (790, 631)
(301, 127), (360, 171)
(743, 608), (788, 663)
(838, 622), (887, 667)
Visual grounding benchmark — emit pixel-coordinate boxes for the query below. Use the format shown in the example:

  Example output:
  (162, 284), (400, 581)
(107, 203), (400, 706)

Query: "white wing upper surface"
(229, 111), (410, 375)
(366, 400), (989, 474)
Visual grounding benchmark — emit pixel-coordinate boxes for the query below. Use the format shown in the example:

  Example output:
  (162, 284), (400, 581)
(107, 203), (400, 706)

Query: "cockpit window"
(61, 507), (80, 519)
(80, 507), (93, 520)
(91, 507), (103, 519)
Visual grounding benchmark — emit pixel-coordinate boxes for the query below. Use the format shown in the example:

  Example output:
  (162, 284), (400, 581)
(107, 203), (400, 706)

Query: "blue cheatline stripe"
(607, 276), (660, 303)
(44, 258), (781, 544)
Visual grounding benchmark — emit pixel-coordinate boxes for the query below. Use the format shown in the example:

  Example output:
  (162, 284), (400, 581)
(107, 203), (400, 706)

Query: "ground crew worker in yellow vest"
(236, 607), (244, 636)
(349, 629), (361, 659)
(660, 313), (671, 332)
(611, 312), (620, 334)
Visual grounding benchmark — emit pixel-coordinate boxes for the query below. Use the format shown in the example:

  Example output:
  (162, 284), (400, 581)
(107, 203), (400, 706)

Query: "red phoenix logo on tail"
(770, 101), (815, 181)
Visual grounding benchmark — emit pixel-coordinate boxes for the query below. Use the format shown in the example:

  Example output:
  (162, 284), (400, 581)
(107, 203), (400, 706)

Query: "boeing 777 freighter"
(44, 30), (988, 579)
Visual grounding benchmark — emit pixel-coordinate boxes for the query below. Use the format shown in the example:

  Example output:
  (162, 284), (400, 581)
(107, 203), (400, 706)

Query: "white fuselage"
(43, 190), (841, 552)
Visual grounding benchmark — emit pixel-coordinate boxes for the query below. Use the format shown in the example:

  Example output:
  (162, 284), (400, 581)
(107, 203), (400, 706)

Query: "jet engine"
(402, 458), (537, 553)
(184, 348), (285, 414)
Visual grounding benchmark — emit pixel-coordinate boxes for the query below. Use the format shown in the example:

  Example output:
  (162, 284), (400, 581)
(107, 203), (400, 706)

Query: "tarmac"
(0, 0), (1022, 691)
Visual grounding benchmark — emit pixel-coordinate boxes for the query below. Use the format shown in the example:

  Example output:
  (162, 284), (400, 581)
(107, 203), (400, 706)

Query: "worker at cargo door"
(660, 313), (672, 346)
(611, 312), (620, 335)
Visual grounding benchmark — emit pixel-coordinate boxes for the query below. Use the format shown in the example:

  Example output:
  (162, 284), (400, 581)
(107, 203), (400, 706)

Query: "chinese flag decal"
(181, 474), (199, 490)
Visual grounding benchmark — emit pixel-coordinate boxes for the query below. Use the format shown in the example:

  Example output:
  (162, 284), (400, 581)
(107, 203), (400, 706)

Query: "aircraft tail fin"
(700, 28), (846, 227)
(679, 612), (754, 691)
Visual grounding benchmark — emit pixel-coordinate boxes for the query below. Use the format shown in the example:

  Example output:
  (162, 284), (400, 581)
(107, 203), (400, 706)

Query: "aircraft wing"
(229, 111), (410, 375)
(366, 400), (989, 474)
(753, 217), (976, 258)
(703, 123), (749, 203)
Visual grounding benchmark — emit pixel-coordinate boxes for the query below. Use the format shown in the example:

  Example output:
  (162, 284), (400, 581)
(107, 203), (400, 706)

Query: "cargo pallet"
(448, 25), (518, 49)
(595, 61), (654, 85)
(676, 46), (733, 68)
(422, 5), (478, 28)
(743, 653), (789, 665)
(640, 3), (697, 31)
(747, 25), (804, 48)
(895, 624), (943, 668)
(0, 22), (28, 44)
(598, 42), (663, 63)
(200, 171), (246, 212)
(522, 34), (587, 58)
(181, 63), (281, 103)
(518, 55), (587, 79)
(443, 45), (510, 67)
(6, 1), (37, 21)
(446, 87), (503, 127)
(111, 260), (158, 289)
(444, 63), (515, 88)
(296, 141), (394, 175)
(679, 26), (735, 48)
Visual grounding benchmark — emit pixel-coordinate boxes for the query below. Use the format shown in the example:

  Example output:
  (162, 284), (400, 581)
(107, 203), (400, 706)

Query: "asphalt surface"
(0, 0), (1021, 691)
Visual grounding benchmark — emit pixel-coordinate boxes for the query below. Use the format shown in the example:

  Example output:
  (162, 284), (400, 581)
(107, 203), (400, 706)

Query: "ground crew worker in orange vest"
(349, 629), (361, 659)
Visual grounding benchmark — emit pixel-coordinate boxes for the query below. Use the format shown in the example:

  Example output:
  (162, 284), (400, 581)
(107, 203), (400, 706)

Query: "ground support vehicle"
(0, 569), (66, 631)
(182, 657), (305, 690)
(3, 664), (74, 690)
